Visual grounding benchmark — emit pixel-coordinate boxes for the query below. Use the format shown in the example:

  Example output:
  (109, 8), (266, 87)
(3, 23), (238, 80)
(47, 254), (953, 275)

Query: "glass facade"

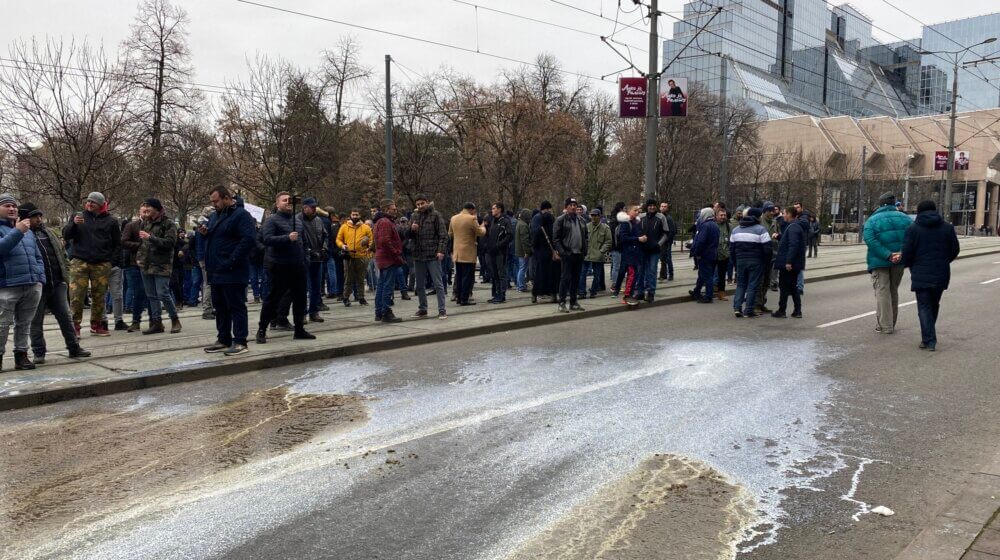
(662, 2), (1000, 119)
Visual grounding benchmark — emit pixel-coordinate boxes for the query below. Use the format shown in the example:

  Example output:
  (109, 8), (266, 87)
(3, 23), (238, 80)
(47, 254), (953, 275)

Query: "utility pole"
(385, 54), (394, 200)
(719, 55), (729, 202)
(643, 0), (659, 201)
(943, 61), (959, 223)
(903, 158), (911, 212)
(858, 145), (866, 243)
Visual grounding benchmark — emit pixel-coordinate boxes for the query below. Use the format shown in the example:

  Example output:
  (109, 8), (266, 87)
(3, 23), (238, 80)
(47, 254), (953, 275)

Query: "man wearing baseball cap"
(19, 203), (91, 364)
(63, 191), (121, 337)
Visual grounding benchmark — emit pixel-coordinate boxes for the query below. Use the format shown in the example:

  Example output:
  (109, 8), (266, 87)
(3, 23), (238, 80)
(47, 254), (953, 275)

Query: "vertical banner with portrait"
(659, 76), (688, 117)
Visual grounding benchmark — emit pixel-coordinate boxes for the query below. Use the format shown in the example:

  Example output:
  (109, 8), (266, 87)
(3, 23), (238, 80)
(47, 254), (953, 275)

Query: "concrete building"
(756, 109), (1000, 231)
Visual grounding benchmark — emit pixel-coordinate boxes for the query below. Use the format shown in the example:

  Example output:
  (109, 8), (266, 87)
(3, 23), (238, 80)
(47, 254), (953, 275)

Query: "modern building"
(662, 1), (1000, 120)
(754, 108), (1000, 230)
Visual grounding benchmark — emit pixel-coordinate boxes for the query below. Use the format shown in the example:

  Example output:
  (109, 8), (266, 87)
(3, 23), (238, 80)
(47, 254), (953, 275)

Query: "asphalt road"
(3, 253), (1000, 560)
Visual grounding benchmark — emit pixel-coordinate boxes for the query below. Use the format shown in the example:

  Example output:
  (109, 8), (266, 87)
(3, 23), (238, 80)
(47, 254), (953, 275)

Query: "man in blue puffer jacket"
(863, 192), (914, 334)
(0, 193), (45, 371)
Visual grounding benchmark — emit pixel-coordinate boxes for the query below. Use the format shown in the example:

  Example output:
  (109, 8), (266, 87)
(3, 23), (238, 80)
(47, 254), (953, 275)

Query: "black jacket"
(773, 220), (806, 271)
(485, 214), (512, 256)
(205, 204), (257, 284)
(901, 211), (960, 291)
(639, 212), (665, 254)
(261, 210), (306, 267)
(63, 210), (122, 265)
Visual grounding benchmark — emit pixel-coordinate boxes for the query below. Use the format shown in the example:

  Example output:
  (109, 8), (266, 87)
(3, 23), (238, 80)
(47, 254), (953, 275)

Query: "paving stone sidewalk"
(2, 237), (999, 412)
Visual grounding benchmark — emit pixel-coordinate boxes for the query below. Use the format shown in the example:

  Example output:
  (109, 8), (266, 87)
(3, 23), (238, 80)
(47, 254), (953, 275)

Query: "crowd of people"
(0, 185), (962, 371)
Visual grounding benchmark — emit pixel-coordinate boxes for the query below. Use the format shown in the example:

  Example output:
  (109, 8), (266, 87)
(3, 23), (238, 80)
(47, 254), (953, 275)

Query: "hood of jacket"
(738, 214), (758, 228)
(915, 210), (943, 228)
(418, 202), (437, 215)
(616, 211), (629, 223)
(518, 209), (532, 223)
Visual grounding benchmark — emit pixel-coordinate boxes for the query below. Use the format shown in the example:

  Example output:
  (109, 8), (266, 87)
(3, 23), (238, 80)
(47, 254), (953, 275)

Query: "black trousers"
(212, 283), (248, 346)
(258, 264), (307, 331)
(489, 253), (507, 300)
(455, 262), (475, 304)
(558, 253), (584, 305)
(915, 288), (943, 346)
(777, 268), (801, 314)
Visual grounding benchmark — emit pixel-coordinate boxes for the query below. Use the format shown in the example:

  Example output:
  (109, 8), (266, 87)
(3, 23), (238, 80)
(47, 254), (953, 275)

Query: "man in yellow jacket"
(449, 202), (485, 306)
(336, 209), (373, 307)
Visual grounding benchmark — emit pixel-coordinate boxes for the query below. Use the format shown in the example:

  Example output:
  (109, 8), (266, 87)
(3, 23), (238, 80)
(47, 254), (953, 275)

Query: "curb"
(3, 246), (999, 412)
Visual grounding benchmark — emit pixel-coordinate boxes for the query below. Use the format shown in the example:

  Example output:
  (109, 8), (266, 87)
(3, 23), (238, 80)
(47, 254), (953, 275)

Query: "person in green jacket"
(580, 208), (612, 298)
(137, 198), (181, 335)
(514, 209), (532, 292)
(863, 192), (914, 334)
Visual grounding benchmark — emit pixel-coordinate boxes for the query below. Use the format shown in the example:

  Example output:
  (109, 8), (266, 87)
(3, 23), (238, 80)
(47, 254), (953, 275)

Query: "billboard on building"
(659, 77), (688, 117)
(934, 150), (971, 171)
(618, 77), (647, 118)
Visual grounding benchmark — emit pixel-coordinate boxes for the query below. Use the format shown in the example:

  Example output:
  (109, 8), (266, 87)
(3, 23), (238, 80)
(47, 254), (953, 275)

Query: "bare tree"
(319, 37), (371, 194)
(0, 38), (138, 212)
(161, 122), (224, 226)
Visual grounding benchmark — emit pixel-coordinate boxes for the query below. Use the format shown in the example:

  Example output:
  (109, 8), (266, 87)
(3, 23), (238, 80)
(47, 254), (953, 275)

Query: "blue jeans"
(636, 252), (659, 297)
(660, 244), (674, 278)
(249, 263), (263, 298)
(733, 261), (763, 313)
(797, 270), (805, 294)
(507, 252), (517, 286)
(142, 273), (178, 321)
(692, 259), (715, 300)
(915, 288), (943, 347)
(325, 258), (340, 296)
(579, 261), (605, 295)
(375, 265), (400, 317)
(609, 251), (622, 292)
(124, 266), (147, 322)
(186, 266), (202, 305)
(516, 256), (529, 291)
(306, 261), (323, 314)
(395, 265), (408, 293)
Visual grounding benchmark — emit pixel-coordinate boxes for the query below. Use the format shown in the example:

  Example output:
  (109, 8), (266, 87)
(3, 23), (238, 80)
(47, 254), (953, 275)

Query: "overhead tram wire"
(234, 0), (615, 85)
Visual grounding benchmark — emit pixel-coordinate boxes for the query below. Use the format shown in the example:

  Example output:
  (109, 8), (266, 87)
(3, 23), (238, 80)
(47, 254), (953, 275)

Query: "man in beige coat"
(449, 202), (486, 306)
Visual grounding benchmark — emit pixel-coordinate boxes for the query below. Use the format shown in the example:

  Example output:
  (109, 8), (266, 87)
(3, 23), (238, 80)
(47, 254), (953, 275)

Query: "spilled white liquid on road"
(18, 338), (875, 560)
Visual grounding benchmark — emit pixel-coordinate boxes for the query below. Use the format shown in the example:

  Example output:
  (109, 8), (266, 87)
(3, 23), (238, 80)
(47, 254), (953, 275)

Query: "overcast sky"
(2, 0), (999, 117)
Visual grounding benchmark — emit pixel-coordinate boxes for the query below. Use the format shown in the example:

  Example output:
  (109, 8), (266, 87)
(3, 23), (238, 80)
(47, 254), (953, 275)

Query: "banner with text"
(618, 77), (647, 118)
(659, 76), (688, 117)
(934, 150), (971, 171)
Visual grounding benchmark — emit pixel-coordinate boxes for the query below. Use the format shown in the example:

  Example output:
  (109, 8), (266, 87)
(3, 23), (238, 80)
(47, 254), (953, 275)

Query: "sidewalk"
(3, 237), (1000, 412)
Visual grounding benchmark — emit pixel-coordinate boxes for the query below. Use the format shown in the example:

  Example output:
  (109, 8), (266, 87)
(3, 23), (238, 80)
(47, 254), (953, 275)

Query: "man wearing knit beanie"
(63, 191), (121, 337)
(0, 193), (46, 370)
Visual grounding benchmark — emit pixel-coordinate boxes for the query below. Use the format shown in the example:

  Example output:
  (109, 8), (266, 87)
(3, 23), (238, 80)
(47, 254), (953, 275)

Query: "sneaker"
(204, 342), (229, 353)
(400, 293), (411, 300)
(437, 311), (448, 319)
(696, 298), (713, 304)
(624, 297), (640, 307)
(127, 321), (141, 333)
(90, 322), (111, 336)
(412, 309), (428, 318)
(68, 346), (91, 358)
(759, 305), (773, 313)
(114, 320), (129, 331)
(734, 310), (744, 318)
(771, 311), (787, 318)
(791, 311), (802, 318)
(224, 344), (249, 356)
(33, 354), (45, 365)
(358, 298), (369, 306)
(382, 312), (402, 324)
(255, 330), (267, 344)
(610, 291), (619, 298)
(318, 303), (330, 312)
(688, 290), (699, 300)
(743, 311), (759, 318)
(342, 298), (352, 307)
(273, 321), (294, 332)
(557, 302), (569, 313)
(202, 311), (215, 320)
(309, 313), (325, 323)
(293, 329), (316, 340)
(569, 303), (585, 311)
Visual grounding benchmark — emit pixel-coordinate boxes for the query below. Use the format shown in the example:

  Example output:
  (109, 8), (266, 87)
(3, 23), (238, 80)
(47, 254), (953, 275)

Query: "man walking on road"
(373, 200), (404, 323)
(0, 193), (45, 371)
(450, 202), (485, 306)
(63, 191), (120, 337)
(901, 200), (960, 351)
(20, 203), (90, 364)
(257, 192), (314, 343)
(136, 199), (181, 335)
(336, 209), (372, 307)
(408, 194), (449, 319)
(203, 187), (257, 356)
(553, 197), (587, 313)
(863, 192), (913, 334)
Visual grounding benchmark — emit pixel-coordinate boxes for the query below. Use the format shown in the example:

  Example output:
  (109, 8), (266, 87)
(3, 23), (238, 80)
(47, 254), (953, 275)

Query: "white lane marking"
(817, 301), (916, 328)
(981, 277), (1000, 285)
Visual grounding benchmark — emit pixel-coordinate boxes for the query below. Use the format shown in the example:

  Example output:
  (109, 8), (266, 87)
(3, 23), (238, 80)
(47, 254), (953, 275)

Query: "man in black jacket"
(256, 192), (314, 343)
(901, 200), (960, 351)
(553, 197), (588, 313)
(485, 202), (512, 304)
(63, 191), (121, 337)
(408, 194), (449, 318)
(637, 199), (665, 302)
(658, 202), (677, 281)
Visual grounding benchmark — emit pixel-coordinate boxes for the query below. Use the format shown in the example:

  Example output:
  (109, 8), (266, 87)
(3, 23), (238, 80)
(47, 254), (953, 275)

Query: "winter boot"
(170, 317), (182, 333)
(142, 319), (165, 335)
(14, 351), (35, 370)
(127, 321), (141, 333)
(716, 290), (729, 301)
(68, 345), (92, 358)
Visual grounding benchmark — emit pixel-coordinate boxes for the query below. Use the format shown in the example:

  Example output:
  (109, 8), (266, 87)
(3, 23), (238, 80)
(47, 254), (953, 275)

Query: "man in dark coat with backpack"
(901, 200), (960, 351)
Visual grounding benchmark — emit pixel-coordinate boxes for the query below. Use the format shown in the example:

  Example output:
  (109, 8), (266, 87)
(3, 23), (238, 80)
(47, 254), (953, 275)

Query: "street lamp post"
(919, 37), (996, 223)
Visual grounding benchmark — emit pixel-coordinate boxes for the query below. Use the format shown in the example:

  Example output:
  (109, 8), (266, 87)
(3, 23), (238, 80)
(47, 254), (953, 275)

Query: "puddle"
(0, 387), (367, 555)
(507, 454), (757, 560)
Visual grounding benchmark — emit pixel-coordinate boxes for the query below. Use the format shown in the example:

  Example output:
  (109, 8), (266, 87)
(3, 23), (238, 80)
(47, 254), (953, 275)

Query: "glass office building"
(662, 2), (1000, 119)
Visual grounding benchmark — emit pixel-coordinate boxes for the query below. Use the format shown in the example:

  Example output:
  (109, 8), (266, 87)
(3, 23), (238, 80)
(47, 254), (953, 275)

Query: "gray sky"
(2, 0), (999, 117)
